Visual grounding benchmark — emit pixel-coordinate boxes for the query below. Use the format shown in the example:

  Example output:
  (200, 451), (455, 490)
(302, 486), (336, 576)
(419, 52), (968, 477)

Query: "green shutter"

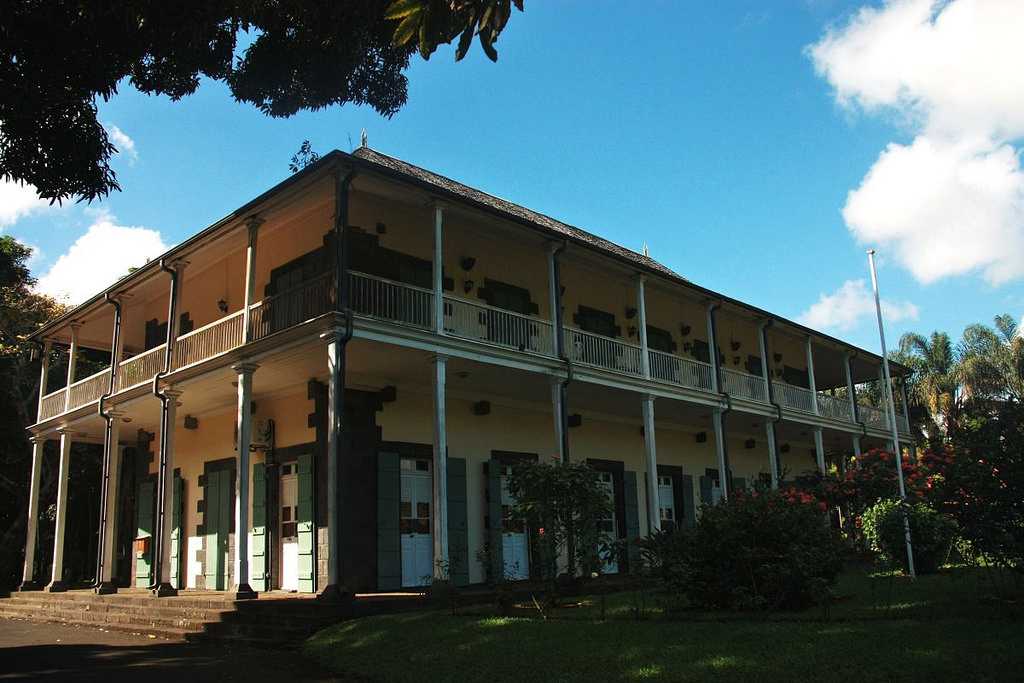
(170, 473), (184, 589)
(251, 463), (268, 592)
(622, 471), (641, 573)
(204, 469), (231, 591)
(447, 458), (469, 587)
(135, 479), (155, 587)
(681, 474), (696, 529)
(486, 460), (504, 583)
(733, 477), (747, 493)
(296, 453), (316, 593)
(699, 476), (713, 506)
(377, 452), (401, 590)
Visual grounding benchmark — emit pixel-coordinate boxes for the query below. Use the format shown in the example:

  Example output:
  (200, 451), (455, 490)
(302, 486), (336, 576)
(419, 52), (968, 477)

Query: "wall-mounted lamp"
(780, 443), (791, 454)
(733, 356), (741, 365)
(217, 299), (228, 314)
(744, 439), (755, 449)
(730, 340), (741, 352)
(184, 415), (199, 430)
(628, 326), (637, 338)
(472, 400), (491, 416)
(463, 279), (475, 294)
(376, 221), (387, 234)
(680, 324), (691, 337)
(568, 414), (583, 428)
(695, 431), (708, 443)
(773, 353), (783, 363)
(560, 285), (566, 296)
(460, 256), (476, 271)
(625, 307), (637, 320)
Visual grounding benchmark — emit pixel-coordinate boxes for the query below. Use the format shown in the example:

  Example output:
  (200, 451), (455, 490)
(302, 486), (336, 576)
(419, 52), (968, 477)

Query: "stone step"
(0, 614), (193, 642)
(0, 603), (209, 632)
(2, 598), (233, 623)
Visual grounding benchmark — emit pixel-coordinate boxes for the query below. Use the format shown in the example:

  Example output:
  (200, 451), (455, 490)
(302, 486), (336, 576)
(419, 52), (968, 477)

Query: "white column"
(36, 340), (52, 422)
(433, 203), (444, 335)
(711, 410), (728, 501)
(758, 323), (779, 489)
(550, 377), (565, 462)
(705, 306), (720, 394)
(805, 337), (819, 416)
(64, 324), (80, 412)
(813, 428), (826, 474)
(324, 329), (344, 593)
(47, 430), (73, 591)
(853, 436), (862, 458)
(242, 218), (261, 343)
(636, 276), (650, 379)
(844, 354), (862, 462)
(21, 436), (46, 589)
(546, 243), (561, 348)
(157, 388), (182, 591)
(432, 354), (449, 580)
(98, 413), (123, 588)
(233, 363), (258, 597)
(641, 396), (659, 532)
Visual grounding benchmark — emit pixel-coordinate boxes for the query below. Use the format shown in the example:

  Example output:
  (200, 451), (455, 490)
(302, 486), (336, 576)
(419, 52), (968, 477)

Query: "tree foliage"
(1, 1), (523, 204)
(289, 140), (321, 174)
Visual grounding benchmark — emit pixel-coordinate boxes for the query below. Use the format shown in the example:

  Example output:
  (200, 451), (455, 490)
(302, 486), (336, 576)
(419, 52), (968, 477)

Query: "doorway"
(400, 458), (433, 587)
(278, 463), (299, 591)
(499, 464), (530, 580)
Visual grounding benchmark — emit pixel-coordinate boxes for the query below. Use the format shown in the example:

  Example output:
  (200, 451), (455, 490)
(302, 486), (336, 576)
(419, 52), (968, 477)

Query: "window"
(575, 306), (619, 338)
(480, 279), (537, 315)
(646, 326), (675, 354)
(783, 365), (810, 388)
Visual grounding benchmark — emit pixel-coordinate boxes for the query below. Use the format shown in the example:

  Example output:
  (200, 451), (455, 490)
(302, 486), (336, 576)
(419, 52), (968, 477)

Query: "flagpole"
(867, 249), (916, 579)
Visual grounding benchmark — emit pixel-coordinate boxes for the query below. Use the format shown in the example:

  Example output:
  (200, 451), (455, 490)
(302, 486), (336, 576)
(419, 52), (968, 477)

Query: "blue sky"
(6, 0), (1024, 352)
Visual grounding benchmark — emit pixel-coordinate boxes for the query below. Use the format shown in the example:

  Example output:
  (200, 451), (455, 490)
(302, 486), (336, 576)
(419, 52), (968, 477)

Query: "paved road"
(0, 618), (351, 681)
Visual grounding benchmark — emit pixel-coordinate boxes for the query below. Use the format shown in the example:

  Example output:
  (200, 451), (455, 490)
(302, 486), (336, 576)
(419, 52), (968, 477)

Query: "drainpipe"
(150, 259), (179, 590)
(706, 302), (732, 498)
(760, 320), (783, 486)
(94, 293), (122, 589)
(551, 241), (571, 462)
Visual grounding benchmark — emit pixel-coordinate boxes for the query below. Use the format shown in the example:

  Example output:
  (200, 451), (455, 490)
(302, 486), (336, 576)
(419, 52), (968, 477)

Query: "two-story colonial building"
(20, 146), (912, 598)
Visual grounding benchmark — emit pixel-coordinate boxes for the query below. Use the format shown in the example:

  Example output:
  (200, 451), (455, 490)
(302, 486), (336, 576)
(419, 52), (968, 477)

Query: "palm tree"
(958, 314), (1024, 405)
(897, 331), (961, 445)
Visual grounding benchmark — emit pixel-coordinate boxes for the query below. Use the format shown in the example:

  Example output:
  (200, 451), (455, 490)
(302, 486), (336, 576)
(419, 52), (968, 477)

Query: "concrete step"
(0, 603), (209, 632)
(0, 614), (193, 642)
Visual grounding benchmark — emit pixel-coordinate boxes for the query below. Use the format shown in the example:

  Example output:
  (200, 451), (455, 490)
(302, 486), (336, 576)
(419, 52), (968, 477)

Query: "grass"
(303, 567), (1024, 682)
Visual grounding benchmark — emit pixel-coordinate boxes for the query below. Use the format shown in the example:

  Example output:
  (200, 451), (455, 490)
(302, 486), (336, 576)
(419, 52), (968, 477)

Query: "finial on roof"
(642, 241), (650, 258)
(360, 129), (368, 148)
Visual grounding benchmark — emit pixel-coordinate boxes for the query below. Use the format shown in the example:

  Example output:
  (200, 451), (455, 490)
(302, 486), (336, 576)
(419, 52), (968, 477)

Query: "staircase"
(0, 589), (356, 647)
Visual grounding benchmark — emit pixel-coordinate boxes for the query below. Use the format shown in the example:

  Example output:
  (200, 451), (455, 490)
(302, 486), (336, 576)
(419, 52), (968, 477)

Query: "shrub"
(862, 498), (957, 574)
(640, 490), (845, 610)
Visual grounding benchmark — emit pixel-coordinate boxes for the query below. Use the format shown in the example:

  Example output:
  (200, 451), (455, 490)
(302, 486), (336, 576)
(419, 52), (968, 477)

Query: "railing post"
(636, 275), (651, 379)
(63, 323), (80, 412)
(36, 340), (52, 422)
(433, 202), (445, 335)
(242, 217), (262, 343)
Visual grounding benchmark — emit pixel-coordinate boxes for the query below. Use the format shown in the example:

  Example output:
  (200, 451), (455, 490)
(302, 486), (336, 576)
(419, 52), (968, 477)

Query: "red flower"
(817, 501), (828, 512)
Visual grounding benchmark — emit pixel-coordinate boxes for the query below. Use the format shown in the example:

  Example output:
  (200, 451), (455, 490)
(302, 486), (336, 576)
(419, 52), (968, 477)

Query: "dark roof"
(351, 147), (683, 281)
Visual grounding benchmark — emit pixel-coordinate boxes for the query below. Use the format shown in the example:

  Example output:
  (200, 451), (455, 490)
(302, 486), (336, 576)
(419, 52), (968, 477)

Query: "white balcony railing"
(772, 381), (816, 414)
(173, 310), (245, 370)
(648, 349), (714, 392)
(348, 271), (433, 330)
(39, 389), (67, 421)
(563, 328), (643, 377)
(721, 367), (768, 403)
(817, 392), (853, 422)
(250, 272), (334, 341)
(66, 368), (110, 411)
(859, 403), (889, 430)
(117, 344), (167, 392)
(443, 296), (554, 356)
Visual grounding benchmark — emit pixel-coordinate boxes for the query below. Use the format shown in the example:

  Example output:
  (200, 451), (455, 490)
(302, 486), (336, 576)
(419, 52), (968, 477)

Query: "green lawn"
(303, 568), (1024, 682)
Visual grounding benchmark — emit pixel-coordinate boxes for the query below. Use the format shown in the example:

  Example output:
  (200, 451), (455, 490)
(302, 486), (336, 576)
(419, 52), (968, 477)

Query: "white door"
(500, 465), (529, 581)
(279, 465), (299, 591)
(657, 475), (677, 530)
(400, 459), (434, 587)
(597, 472), (619, 574)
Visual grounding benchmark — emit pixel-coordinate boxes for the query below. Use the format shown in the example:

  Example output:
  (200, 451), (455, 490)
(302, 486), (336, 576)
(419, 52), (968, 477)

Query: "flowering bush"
(640, 489), (844, 610)
(862, 498), (957, 574)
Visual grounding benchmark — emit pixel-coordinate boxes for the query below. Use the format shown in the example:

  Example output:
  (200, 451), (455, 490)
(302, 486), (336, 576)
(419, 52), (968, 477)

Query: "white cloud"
(36, 211), (169, 304)
(808, 0), (1024, 285)
(105, 124), (138, 163)
(799, 279), (919, 332)
(0, 179), (52, 229)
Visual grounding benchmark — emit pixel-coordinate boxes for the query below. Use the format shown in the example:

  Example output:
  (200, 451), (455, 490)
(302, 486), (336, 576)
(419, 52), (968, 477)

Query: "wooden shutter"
(376, 452), (401, 590)
(135, 479), (155, 587)
(296, 453), (316, 593)
(170, 472), (184, 589)
(203, 471), (221, 590)
(486, 460), (504, 583)
(622, 471), (641, 573)
(680, 474), (696, 528)
(251, 463), (268, 592)
(447, 458), (470, 587)
(732, 477), (747, 493)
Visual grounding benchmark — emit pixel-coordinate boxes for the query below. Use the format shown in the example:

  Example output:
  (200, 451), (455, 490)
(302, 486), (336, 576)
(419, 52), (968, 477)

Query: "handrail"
(721, 367), (768, 402)
(175, 308), (244, 342)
